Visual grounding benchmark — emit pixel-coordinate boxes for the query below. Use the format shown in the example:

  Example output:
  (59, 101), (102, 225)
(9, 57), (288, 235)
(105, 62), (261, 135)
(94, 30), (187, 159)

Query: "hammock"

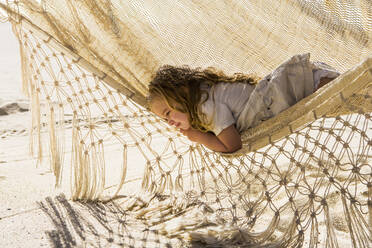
(1, 1), (371, 247)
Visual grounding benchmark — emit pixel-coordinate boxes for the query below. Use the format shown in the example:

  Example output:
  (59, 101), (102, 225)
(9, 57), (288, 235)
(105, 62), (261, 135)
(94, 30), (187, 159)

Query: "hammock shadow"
(39, 194), (284, 248)
(39, 194), (193, 247)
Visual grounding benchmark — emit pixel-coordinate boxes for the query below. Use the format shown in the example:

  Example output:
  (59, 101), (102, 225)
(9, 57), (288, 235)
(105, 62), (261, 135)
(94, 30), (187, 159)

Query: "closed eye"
(162, 108), (171, 121)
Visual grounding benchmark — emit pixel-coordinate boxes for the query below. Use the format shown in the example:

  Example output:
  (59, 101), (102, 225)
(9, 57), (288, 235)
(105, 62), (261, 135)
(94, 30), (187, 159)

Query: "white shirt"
(199, 82), (255, 135)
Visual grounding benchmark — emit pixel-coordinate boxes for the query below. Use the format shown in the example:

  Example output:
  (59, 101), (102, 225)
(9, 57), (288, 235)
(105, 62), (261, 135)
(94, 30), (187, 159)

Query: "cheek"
(181, 113), (189, 123)
(173, 113), (184, 122)
(172, 111), (189, 124)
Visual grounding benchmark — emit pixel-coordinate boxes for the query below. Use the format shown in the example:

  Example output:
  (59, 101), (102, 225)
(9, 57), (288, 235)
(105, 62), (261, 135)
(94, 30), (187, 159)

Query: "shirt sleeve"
(207, 101), (236, 136)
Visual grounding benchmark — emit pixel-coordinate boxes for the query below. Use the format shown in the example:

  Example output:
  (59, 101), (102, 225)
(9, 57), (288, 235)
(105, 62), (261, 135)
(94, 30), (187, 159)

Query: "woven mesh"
(1, 0), (371, 247)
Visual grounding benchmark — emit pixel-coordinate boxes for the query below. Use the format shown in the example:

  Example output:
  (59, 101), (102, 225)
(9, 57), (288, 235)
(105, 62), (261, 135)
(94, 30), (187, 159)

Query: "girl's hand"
(179, 125), (242, 153)
(179, 128), (202, 142)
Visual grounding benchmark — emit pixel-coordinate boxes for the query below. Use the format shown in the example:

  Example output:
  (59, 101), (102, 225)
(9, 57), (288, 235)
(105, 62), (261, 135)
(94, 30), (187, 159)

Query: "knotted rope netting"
(1, 0), (371, 247)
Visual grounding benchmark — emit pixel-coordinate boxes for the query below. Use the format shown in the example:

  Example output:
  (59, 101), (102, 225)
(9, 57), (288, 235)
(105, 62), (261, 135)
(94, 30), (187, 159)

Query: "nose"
(168, 119), (175, 126)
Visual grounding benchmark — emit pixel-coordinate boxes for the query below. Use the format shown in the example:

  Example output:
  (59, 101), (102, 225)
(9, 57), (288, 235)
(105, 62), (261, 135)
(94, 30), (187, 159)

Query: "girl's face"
(151, 98), (191, 130)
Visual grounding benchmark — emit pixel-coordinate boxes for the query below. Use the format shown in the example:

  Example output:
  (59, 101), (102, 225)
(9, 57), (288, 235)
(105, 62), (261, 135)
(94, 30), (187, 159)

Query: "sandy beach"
(0, 22), (67, 247)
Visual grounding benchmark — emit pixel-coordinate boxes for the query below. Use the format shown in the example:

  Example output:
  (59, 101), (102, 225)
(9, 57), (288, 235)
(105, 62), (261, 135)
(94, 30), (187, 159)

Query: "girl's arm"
(180, 124), (242, 153)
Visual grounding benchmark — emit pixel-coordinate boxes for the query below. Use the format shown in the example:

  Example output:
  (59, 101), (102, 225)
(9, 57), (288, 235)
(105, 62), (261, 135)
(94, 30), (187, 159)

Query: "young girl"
(148, 54), (339, 153)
